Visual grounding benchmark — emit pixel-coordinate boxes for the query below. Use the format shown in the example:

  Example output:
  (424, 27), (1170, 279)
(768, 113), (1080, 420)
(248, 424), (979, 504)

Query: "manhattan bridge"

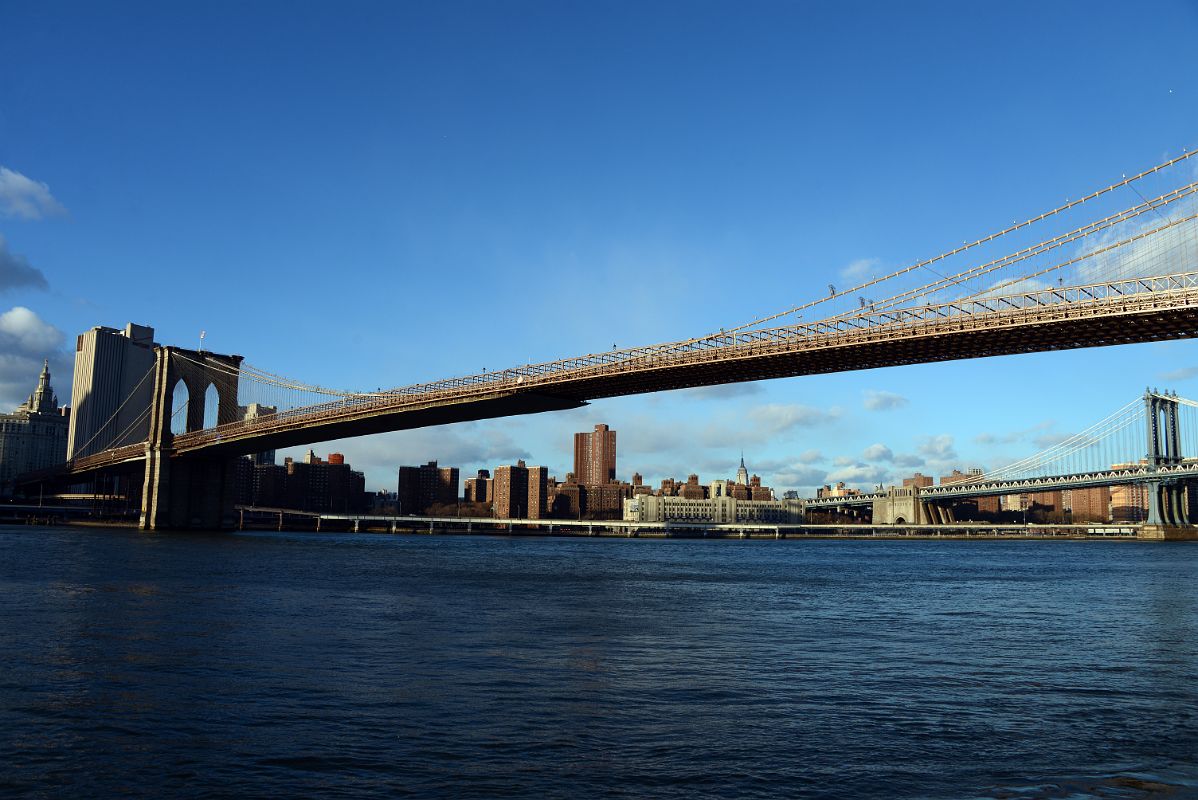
(19, 150), (1198, 533)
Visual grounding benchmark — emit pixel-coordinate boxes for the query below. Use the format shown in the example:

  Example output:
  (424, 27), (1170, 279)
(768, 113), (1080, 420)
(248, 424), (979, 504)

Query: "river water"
(1, 525), (1196, 798)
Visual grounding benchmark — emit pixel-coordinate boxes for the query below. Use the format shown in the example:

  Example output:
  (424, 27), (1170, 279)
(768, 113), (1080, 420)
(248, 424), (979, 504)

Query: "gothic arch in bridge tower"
(169, 379), (190, 435)
(203, 383), (220, 430)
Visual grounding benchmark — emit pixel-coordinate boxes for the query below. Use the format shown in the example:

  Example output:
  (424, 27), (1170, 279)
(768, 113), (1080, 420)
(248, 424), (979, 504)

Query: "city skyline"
(2, 2), (1197, 496)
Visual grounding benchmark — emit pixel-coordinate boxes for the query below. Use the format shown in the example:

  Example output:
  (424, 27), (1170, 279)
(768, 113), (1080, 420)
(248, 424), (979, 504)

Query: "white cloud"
(825, 463), (890, 486)
(746, 403), (841, 434)
(0, 306), (69, 410)
(0, 236), (48, 292)
(839, 257), (881, 285)
(863, 389), (908, 411)
(676, 382), (764, 399)
(1032, 432), (1072, 450)
(862, 443), (894, 461)
(797, 448), (823, 463)
(0, 167), (67, 220)
(0, 306), (64, 353)
(1160, 366), (1198, 382)
(973, 419), (1055, 446)
(917, 434), (957, 461)
(771, 465), (828, 488)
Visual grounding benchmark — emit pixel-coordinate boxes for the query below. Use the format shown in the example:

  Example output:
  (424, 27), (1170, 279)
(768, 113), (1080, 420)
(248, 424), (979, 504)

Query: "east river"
(1, 525), (1196, 798)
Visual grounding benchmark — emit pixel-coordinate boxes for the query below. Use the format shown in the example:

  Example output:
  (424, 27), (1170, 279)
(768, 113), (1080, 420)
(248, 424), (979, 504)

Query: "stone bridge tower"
(140, 346), (244, 530)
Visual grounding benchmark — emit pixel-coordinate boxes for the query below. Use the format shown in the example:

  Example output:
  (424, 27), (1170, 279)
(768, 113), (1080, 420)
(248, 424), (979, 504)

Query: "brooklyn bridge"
(17, 150), (1198, 533)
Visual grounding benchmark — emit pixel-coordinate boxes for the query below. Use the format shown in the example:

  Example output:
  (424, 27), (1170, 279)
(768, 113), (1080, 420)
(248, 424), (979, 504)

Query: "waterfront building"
(1065, 486), (1111, 522)
(544, 480), (632, 520)
(1110, 481), (1149, 522)
(583, 482), (633, 517)
(527, 465), (548, 519)
(242, 451), (366, 513)
(252, 462), (286, 507)
(548, 482), (582, 518)
(0, 361), (70, 495)
(370, 491), (400, 515)
(67, 323), (157, 458)
(623, 494), (804, 524)
(903, 473), (934, 488)
(493, 462), (528, 518)
(574, 423), (616, 484)
(463, 469), (492, 503)
(1029, 490), (1064, 513)
(397, 460), (459, 514)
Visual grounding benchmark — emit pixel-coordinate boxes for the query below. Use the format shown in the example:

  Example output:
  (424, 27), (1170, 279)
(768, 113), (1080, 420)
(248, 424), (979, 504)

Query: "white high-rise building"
(736, 454), (749, 486)
(67, 323), (158, 458)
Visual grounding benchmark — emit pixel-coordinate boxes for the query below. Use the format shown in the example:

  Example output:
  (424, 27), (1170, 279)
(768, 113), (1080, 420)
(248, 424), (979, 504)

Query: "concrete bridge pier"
(141, 450), (241, 531)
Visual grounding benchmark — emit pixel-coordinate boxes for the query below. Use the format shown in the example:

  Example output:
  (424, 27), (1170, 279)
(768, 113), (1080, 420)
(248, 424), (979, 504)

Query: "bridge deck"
(31, 270), (1198, 480)
(175, 271), (1198, 457)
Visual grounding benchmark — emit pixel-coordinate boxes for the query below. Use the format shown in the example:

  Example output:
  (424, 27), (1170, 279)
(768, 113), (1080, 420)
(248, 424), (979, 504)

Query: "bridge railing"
(169, 268), (1198, 450)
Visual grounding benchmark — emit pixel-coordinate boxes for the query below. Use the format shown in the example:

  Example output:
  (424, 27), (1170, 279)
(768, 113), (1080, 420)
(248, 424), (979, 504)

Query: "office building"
(67, 323), (157, 458)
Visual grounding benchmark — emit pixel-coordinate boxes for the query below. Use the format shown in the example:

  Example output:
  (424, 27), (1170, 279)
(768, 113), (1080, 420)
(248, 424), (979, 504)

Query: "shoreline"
(0, 517), (1172, 541)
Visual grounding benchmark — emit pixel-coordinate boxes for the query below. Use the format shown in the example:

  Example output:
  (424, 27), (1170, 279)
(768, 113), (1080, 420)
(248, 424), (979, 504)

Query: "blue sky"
(2, 0), (1197, 494)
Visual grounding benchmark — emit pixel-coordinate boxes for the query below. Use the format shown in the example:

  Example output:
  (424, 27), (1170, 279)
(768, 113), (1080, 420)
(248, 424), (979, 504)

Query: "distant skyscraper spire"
(736, 452), (749, 486)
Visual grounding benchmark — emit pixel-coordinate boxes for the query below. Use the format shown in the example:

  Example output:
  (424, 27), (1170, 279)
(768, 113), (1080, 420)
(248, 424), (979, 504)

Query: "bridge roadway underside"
(558, 305), (1198, 403)
(183, 301), (1198, 459)
(180, 391), (589, 458)
(23, 300), (1198, 489)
